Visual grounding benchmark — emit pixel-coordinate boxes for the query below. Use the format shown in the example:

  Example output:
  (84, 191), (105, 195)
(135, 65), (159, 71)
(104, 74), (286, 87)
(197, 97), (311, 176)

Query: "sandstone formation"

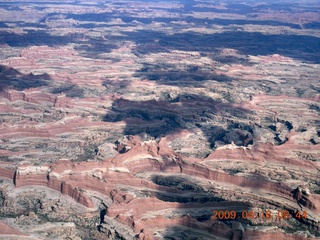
(0, 0), (319, 239)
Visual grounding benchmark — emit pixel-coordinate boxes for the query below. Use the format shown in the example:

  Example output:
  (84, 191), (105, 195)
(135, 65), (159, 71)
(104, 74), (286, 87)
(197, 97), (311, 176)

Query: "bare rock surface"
(0, 0), (320, 239)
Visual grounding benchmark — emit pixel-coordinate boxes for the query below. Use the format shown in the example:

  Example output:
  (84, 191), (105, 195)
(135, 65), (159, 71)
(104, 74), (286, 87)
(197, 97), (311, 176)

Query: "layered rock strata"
(0, 0), (319, 239)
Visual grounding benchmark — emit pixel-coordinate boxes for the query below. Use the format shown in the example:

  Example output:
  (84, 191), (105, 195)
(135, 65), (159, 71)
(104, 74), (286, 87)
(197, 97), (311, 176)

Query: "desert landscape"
(0, 0), (320, 239)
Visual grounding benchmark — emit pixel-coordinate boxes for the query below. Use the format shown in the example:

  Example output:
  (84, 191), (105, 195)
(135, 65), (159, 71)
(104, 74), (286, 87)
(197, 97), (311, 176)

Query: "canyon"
(0, 0), (320, 239)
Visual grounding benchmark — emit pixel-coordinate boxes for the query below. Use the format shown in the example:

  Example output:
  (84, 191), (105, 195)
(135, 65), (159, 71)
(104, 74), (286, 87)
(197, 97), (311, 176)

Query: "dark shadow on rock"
(151, 175), (225, 205)
(100, 208), (107, 224)
(0, 22), (9, 28)
(73, 40), (118, 60)
(305, 22), (320, 30)
(102, 79), (132, 95)
(148, 172), (255, 239)
(144, 156), (317, 238)
(0, 65), (102, 100)
(133, 62), (234, 87)
(63, 2), (301, 30)
(0, 30), (72, 47)
(51, 84), (85, 98)
(119, 30), (320, 63)
(103, 94), (255, 153)
(0, 65), (51, 91)
(0, 29), (118, 59)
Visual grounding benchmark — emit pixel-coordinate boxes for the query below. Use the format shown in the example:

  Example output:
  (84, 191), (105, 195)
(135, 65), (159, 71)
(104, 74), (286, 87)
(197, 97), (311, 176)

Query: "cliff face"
(0, 76), (319, 238)
(1, 137), (319, 239)
(0, 167), (14, 180)
(1, 0), (320, 239)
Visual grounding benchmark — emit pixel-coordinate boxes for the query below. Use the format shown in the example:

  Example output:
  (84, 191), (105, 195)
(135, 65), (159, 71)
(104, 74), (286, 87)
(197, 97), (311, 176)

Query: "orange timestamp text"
(211, 210), (307, 220)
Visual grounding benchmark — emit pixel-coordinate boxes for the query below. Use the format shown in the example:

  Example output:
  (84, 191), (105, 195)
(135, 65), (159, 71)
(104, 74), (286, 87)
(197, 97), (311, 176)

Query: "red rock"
(0, 221), (28, 236)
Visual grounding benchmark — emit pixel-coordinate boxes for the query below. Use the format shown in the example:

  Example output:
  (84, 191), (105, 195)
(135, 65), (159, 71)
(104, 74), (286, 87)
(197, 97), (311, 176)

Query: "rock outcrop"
(0, 0), (319, 239)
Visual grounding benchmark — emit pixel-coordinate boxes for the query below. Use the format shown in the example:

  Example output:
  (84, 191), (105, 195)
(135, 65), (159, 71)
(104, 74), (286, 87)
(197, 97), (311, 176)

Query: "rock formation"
(0, 0), (319, 239)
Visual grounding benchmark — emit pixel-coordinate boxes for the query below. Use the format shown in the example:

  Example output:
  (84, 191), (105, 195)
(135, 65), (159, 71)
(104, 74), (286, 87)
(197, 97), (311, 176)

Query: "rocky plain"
(0, 0), (320, 239)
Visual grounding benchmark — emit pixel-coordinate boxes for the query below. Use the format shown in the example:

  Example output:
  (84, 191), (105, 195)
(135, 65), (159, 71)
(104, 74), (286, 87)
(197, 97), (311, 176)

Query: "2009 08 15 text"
(211, 210), (307, 220)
